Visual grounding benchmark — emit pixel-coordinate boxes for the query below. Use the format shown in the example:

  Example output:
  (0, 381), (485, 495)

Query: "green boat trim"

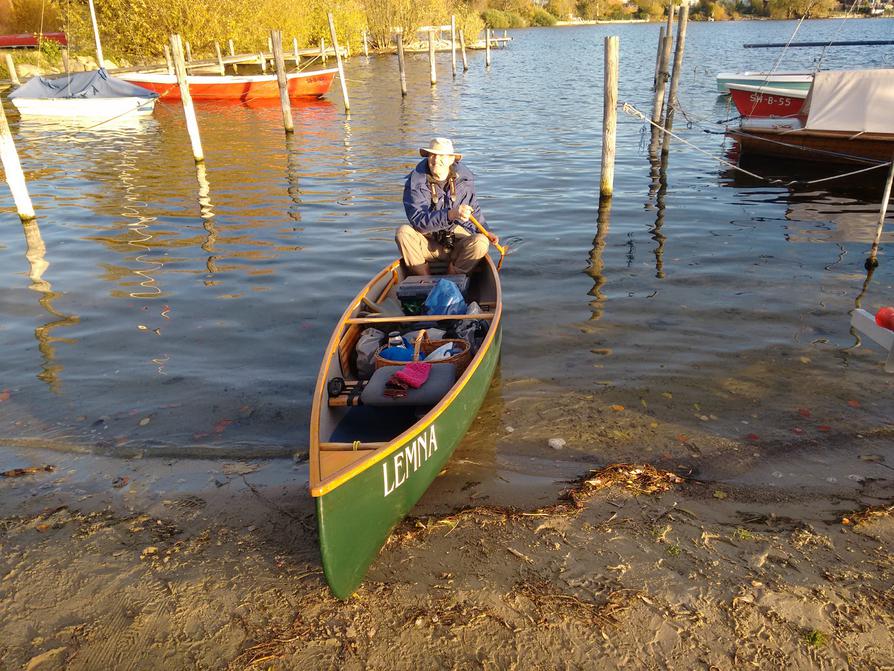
(309, 256), (503, 598)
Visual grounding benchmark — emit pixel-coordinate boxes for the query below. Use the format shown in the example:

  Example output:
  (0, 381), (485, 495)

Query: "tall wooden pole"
(428, 30), (437, 85)
(661, 5), (689, 156)
(0, 101), (36, 221)
(450, 16), (457, 78)
(600, 36), (619, 198)
(460, 30), (468, 71)
(327, 13), (350, 112)
(485, 28), (492, 67)
(396, 32), (408, 97)
(362, 30), (369, 57)
(866, 152), (894, 268)
(170, 34), (204, 163)
(87, 0), (105, 69)
(653, 26), (665, 90)
(651, 3), (675, 134)
(270, 30), (294, 133)
(4, 54), (20, 86)
(214, 42), (225, 75)
(163, 44), (174, 74)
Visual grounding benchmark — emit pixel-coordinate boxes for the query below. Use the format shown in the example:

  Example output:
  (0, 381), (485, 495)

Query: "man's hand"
(449, 204), (473, 222)
(488, 234), (500, 247)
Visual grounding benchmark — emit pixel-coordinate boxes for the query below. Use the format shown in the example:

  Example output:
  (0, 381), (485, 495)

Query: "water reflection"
(196, 162), (218, 275)
(647, 146), (669, 279)
(585, 196), (612, 321)
(22, 220), (80, 392)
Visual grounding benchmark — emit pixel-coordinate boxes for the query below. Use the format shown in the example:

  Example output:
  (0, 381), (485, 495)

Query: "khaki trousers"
(395, 224), (490, 273)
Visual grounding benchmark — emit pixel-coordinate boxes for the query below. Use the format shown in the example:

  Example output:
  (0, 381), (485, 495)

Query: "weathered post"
(653, 26), (665, 90)
(451, 16), (457, 78)
(270, 30), (294, 133)
(651, 3), (675, 135)
(327, 13), (350, 112)
(866, 152), (894, 268)
(428, 30), (437, 85)
(362, 30), (369, 57)
(460, 30), (468, 71)
(170, 34), (204, 163)
(163, 44), (174, 74)
(293, 37), (300, 66)
(228, 40), (237, 74)
(87, 0), (105, 69)
(320, 38), (327, 64)
(661, 4), (689, 156)
(259, 52), (266, 73)
(0, 100), (36, 221)
(267, 36), (273, 53)
(185, 41), (192, 62)
(214, 42), (225, 75)
(5, 54), (20, 86)
(396, 32), (408, 97)
(486, 28), (492, 67)
(600, 36), (619, 198)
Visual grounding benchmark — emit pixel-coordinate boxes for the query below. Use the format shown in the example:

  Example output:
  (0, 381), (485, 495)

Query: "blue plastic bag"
(424, 279), (467, 316)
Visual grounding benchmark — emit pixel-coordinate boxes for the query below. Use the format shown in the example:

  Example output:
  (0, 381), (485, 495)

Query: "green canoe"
(309, 257), (503, 598)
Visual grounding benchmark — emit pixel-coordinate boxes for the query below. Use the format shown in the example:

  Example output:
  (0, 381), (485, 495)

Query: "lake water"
(2, 19), (893, 486)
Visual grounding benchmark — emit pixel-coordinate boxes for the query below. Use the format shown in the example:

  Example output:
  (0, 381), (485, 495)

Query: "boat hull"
(728, 84), (805, 118)
(315, 324), (502, 598)
(733, 125), (894, 164)
(9, 96), (156, 118)
(716, 71), (813, 94)
(119, 69), (337, 101)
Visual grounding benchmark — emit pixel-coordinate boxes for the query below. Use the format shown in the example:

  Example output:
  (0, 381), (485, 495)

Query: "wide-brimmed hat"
(419, 137), (462, 160)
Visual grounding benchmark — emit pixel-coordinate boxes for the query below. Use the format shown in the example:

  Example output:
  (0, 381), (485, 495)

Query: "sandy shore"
(1, 439), (891, 670)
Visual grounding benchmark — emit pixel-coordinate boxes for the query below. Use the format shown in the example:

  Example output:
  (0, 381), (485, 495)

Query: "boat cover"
(803, 69), (894, 133)
(9, 69), (158, 100)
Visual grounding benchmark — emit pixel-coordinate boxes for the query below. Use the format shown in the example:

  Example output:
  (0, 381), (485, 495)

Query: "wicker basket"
(374, 330), (472, 374)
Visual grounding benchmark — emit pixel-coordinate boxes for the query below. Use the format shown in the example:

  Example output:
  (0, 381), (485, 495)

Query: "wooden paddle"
(469, 214), (506, 270)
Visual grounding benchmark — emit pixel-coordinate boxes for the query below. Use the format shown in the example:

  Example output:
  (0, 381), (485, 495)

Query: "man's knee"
(470, 233), (490, 256)
(395, 224), (417, 244)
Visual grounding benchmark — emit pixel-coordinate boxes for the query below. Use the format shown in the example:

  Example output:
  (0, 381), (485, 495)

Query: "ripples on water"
(1, 19), (893, 462)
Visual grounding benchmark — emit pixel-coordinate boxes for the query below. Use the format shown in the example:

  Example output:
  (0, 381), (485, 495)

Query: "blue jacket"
(403, 159), (485, 235)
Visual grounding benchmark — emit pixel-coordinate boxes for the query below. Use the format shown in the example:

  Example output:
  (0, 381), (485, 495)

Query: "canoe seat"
(360, 364), (457, 407)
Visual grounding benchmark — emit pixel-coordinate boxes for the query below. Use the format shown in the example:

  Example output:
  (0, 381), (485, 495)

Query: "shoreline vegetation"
(1, 0), (892, 79)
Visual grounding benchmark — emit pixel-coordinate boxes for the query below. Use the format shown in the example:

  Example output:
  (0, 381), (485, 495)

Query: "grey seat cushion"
(360, 364), (457, 407)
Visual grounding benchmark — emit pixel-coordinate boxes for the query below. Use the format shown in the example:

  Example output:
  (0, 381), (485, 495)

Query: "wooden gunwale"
(309, 256), (502, 498)
(345, 312), (495, 325)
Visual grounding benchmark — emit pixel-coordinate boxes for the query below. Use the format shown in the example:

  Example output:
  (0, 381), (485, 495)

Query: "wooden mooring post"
(259, 52), (267, 73)
(229, 40), (237, 73)
(327, 13), (350, 112)
(600, 36), (619, 198)
(4, 54), (20, 86)
(271, 30), (294, 133)
(163, 44), (174, 74)
(214, 42), (225, 75)
(653, 26), (665, 90)
(293, 37), (300, 66)
(428, 30), (437, 85)
(451, 16), (457, 78)
(185, 41), (192, 62)
(661, 4), (689, 157)
(320, 39), (327, 64)
(170, 34), (204, 163)
(486, 28), (492, 67)
(396, 32), (408, 97)
(866, 152), (894, 268)
(460, 30), (468, 71)
(651, 3), (675, 137)
(362, 30), (369, 57)
(0, 101), (36, 221)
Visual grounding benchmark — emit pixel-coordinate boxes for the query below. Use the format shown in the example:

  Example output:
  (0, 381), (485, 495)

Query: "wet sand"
(1, 425), (891, 670)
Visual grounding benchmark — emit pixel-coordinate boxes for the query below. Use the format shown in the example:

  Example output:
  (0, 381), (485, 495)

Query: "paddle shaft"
(468, 214), (506, 269)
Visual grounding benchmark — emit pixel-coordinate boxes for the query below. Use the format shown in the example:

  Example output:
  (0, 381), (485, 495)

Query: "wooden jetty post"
(600, 36), (619, 199)
(163, 44), (174, 74)
(170, 34), (204, 163)
(460, 30), (469, 71)
(396, 32), (408, 97)
(270, 31), (294, 133)
(185, 41), (192, 62)
(653, 26), (665, 89)
(362, 30), (369, 57)
(4, 54), (20, 86)
(428, 30), (437, 85)
(320, 39), (327, 64)
(661, 4), (689, 156)
(228, 40), (237, 73)
(651, 3), (675, 134)
(451, 16), (457, 78)
(327, 13), (350, 112)
(87, 0), (105, 69)
(486, 28), (492, 67)
(214, 42), (225, 75)
(866, 152), (894, 268)
(259, 52), (267, 73)
(293, 37), (300, 66)
(0, 102), (36, 221)
(267, 36), (273, 53)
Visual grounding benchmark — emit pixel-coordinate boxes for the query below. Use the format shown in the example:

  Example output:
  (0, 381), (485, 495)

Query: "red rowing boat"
(118, 68), (338, 101)
(0, 32), (67, 48)
(728, 83), (806, 118)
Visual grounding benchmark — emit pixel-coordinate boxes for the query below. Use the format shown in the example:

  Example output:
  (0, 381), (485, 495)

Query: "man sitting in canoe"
(397, 137), (498, 276)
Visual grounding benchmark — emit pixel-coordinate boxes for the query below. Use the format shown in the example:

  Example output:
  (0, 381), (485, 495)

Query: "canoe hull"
(316, 323), (501, 598)
(119, 69), (338, 101)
